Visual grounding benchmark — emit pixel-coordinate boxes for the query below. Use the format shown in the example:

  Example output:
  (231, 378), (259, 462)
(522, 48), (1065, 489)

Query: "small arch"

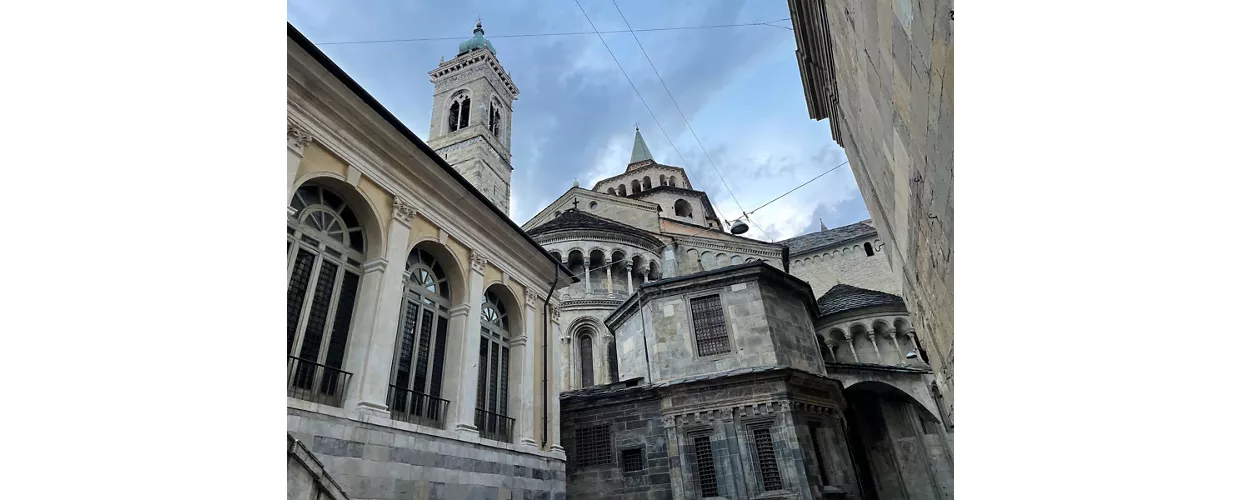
(631, 180), (641, 194)
(673, 199), (693, 217)
(647, 260), (661, 281)
(659, 174), (667, 186)
(669, 176), (677, 187)
(642, 176), (652, 190)
(618, 184), (627, 196)
(864, 242), (875, 256)
(608, 188), (617, 195)
(730, 255), (742, 265)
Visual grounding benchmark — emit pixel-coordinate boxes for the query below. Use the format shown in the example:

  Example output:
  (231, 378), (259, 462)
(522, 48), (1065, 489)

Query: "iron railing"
(475, 408), (515, 443)
(387, 385), (451, 429)
(287, 355), (352, 407)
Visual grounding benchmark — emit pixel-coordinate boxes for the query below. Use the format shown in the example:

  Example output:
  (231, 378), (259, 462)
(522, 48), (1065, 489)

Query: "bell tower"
(427, 21), (519, 215)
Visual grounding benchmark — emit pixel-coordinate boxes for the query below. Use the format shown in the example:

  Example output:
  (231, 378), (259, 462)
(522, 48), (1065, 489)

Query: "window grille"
(690, 295), (730, 356)
(752, 427), (782, 491)
(574, 425), (612, 467)
(693, 435), (719, 497)
(621, 448), (644, 472)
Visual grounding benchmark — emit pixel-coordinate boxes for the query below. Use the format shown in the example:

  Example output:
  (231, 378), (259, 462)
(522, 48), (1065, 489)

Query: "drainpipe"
(540, 269), (559, 449)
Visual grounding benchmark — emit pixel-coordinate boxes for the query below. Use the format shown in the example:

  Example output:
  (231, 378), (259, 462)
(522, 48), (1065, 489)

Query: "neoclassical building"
(287, 23), (574, 500)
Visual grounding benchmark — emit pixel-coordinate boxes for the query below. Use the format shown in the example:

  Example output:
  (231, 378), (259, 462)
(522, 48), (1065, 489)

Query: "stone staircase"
(288, 433), (350, 500)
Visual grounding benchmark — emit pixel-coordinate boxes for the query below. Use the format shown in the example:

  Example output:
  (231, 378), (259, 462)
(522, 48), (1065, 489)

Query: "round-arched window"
(287, 183), (366, 406)
(389, 246), (453, 417)
(476, 289), (512, 437)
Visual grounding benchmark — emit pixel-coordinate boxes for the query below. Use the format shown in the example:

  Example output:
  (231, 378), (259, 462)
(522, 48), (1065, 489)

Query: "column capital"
(550, 303), (562, 323)
(560, 335), (572, 345)
(510, 336), (529, 347)
(287, 121), (313, 154)
(469, 250), (489, 274)
(362, 258), (389, 274)
(603, 333), (614, 343)
(524, 288), (541, 308)
(842, 331), (853, 340)
(824, 340), (837, 348)
(449, 303), (471, 316)
(392, 197), (417, 227)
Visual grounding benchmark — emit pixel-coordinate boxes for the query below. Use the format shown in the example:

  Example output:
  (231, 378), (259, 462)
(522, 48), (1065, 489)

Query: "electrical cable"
(314, 18), (793, 46)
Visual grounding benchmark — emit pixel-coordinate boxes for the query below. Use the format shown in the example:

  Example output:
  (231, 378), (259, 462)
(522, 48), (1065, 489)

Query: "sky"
(288, 0), (870, 241)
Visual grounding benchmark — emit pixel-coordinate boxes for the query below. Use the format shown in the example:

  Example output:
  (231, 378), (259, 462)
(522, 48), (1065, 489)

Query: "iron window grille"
(692, 435), (719, 497)
(574, 425), (612, 467)
(690, 295), (730, 356)
(621, 448), (644, 473)
(752, 427), (783, 491)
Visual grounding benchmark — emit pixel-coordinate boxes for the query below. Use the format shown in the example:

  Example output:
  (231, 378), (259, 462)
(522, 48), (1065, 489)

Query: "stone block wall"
(761, 284), (824, 375)
(819, 0), (954, 424)
(289, 408), (565, 500)
(561, 391), (673, 500)
(643, 279), (778, 382)
(789, 235), (902, 299)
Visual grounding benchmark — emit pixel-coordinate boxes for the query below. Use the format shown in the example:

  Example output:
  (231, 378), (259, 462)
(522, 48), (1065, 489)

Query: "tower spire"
(629, 126), (654, 164)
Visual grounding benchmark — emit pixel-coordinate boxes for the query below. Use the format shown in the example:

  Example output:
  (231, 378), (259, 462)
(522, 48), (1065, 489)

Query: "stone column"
(623, 262), (634, 295)
(584, 260), (592, 296)
(663, 415), (687, 499)
(824, 340), (837, 362)
(888, 329), (904, 363)
(548, 303), (566, 457)
(604, 258), (614, 296)
(444, 250), (488, 437)
(287, 121), (313, 196)
(904, 328), (919, 360)
(345, 198), (415, 415)
(514, 288), (539, 449)
(842, 332), (859, 362)
(866, 329), (882, 363)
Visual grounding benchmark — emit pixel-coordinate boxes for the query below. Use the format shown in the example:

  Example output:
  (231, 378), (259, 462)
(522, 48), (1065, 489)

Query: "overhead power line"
(315, 18), (792, 46)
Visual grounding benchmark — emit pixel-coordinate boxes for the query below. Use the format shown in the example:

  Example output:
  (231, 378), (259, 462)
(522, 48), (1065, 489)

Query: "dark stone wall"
(561, 390), (673, 500)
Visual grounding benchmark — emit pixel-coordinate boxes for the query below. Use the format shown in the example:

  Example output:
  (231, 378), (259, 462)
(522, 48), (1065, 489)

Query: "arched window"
(669, 176), (678, 187)
(608, 188), (616, 195)
(674, 199), (693, 217)
(388, 246), (452, 424)
(618, 184), (627, 196)
(579, 333), (595, 387)
(631, 180), (641, 194)
(659, 174), (667, 186)
(488, 99), (502, 137)
(448, 94), (471, 132)
(642, 176), (651, 190)
(476, 289), (511, 440)
(287, 183), (365, 407)
(864, 242), (875, 257)
(607, 338), (619, 383)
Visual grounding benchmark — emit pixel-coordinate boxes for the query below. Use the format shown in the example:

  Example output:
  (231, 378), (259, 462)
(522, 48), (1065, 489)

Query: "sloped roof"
(816, 284), (907, 316)
(779, 220), (877, 255)
(526, 209), (664, 246)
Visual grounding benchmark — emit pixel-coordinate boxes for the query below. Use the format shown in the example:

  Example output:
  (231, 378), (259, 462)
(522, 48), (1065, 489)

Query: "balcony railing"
(475, 408), (515, 443)
(287, 355), (352, 407)
(387, 385), (451, 429)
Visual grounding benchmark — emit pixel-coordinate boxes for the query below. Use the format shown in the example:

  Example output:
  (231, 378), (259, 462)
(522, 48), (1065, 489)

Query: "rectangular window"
(690, 295), (730, 356)
(574, 425), (612, 467)
(692, 435), (719, 497)
(752, 427), (782, 491)
(621, 448), (644, 473)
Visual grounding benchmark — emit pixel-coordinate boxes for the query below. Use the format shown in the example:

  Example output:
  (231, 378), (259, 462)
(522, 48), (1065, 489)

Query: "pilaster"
(287, 121), (314, 196)
(515, 287), (540, 449)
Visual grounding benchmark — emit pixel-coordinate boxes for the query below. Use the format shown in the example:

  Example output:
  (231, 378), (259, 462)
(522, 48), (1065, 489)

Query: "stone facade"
(787, 0), (955, 426)
(784, 222), (902, 299)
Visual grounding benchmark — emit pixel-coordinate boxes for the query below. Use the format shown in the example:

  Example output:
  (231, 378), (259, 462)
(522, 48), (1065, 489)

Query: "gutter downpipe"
(540, 269), (559, 449)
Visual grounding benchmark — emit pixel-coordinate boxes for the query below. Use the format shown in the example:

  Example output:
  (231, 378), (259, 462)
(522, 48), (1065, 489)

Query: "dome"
(457, 22), (497, 56)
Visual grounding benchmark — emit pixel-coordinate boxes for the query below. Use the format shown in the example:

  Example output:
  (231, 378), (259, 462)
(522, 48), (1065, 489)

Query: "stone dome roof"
(458, 22), (496, 56)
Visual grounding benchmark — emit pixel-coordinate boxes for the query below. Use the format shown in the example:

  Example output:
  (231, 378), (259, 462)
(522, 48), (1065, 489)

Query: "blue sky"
(288, 0), (869, 240)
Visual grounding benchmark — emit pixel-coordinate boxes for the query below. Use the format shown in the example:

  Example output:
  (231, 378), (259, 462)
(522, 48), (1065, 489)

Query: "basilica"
(288, 21), (951, 500)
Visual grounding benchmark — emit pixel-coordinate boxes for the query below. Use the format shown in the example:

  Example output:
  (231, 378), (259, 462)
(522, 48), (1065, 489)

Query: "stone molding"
(287, 121), (313, 153)
(362, 258), (389, 274)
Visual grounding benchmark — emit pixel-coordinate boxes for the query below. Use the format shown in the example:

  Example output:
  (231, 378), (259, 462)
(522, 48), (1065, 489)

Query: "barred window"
(690, 295), (730, 356)
(574, 425), (612, 467)
(693, 435), (719, 497)
(475, 289), (512, 442)
(752, 428), (782, 491)
(621, 448), (644, 473)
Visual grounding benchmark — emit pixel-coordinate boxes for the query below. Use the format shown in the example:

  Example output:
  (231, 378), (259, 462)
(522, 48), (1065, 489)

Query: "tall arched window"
(642, 176), (652, 190)
(488, 99), (502, 137)
(287, 183), (365, 407)
(669, 176), (678, 187)
(659, 174), (667, 186)
(476, 289), (512, 441)
(674, 199), (693, 217)
(618, 184), (627, 196)
(631, 180), (641, 194)
(579, 333), (595, 387)
(388, 246), (452, 425)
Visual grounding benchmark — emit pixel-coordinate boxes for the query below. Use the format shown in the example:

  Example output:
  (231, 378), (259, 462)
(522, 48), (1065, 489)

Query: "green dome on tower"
(458, 21), (496, 56)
